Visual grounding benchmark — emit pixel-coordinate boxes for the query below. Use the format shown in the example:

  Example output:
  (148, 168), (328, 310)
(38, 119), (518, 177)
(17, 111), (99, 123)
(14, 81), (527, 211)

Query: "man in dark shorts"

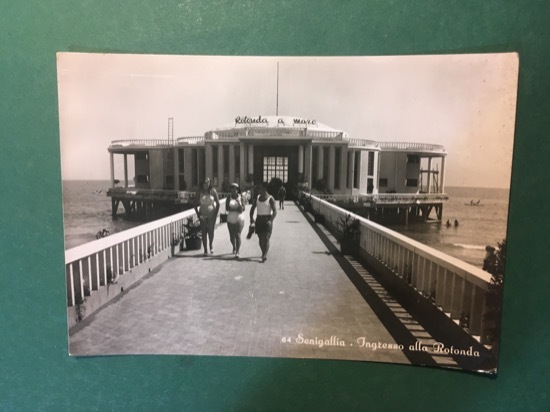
(249, 182), (277, 262)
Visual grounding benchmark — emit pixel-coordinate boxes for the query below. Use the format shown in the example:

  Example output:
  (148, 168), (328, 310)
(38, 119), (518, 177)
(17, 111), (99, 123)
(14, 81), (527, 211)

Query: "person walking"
(249, 182), (277, 262)
(277, 184), (287, 210)
(194, 177), (219, 256)
(226, 183), (246, 258)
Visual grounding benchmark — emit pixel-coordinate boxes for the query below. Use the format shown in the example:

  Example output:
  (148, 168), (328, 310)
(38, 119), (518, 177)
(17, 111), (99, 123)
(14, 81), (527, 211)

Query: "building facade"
(107, 115), (447, 221)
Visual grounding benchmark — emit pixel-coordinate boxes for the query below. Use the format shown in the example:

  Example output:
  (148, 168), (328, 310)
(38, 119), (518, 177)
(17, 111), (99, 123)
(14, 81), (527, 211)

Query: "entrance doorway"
(263, 156), (288, 183)
(252, 144), (300, 199)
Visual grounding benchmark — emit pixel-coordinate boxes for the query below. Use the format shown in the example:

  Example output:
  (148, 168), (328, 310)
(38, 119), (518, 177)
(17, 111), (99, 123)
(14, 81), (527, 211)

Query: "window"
(235, 145), (240, 181)
(223, 145), (229, 178)
(334, 147), (341, 190)
(379, 178), (388, 187)
(165, 175), (174, 189)
(323, 146), (329, 181)
(368, 151), (374, 175)
(353, 151), (361, 188)
(191, 149), (198, 186)
(263, 156), (288, 183)
(406, 179), (418, 187)
(178, 149), (184, 173)
(367, 178), (373, 194)
(212, 145), (218, 183)
(136, 152), (148, 160)
(407, 155), (420, 164)
(312, 147), (318, 182)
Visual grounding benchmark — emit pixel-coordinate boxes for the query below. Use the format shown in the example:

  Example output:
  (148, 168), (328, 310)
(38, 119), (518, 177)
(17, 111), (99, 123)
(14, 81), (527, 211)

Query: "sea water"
(62, 181), (509, 267)
(62, 180), (141, 250)
(386, 186), (509, 267)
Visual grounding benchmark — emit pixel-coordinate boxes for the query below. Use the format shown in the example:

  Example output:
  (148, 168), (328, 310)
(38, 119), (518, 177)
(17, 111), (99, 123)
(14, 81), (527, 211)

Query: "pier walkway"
(69, 203), (460, 367)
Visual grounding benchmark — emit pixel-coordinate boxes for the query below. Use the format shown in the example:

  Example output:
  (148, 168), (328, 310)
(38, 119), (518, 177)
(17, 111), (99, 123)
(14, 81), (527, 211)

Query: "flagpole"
(276, 62), (279, 116)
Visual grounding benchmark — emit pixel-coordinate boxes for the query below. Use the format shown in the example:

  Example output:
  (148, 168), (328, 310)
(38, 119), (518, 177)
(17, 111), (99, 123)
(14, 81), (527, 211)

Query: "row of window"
(135, 148), (420, 190)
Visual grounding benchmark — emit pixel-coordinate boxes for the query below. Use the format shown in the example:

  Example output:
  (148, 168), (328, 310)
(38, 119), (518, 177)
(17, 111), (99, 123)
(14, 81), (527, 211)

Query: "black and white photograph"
(58, 52), (518, 373)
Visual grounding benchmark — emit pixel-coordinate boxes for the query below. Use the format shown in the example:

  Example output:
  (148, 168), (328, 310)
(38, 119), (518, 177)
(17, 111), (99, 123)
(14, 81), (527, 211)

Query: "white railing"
(107, 188), (180, 197)
(378, 142), (446, 152)
(65, 209), (198, 308)
(315, 193), (449, 204)
(345, 138), (379, 147)
(305, 193), (491, 343)
(110, 139), (173, 148)
(307, 131), (344, 140)
(176, 136), (205, 145)
(109, 137), (207, 147)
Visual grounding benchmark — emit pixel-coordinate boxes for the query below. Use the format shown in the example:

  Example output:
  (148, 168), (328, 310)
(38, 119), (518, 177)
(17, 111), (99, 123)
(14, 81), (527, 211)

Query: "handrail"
(107, 188), (180, 197)
(65, 209), (198, 310)
(315, 193), (449, 203)
(108, 137), (446, 154)
(303, 192), (491, 343)
(176, 136), (205, 144)
(345, 138), (379, 147)
(110, 139), (172, 148)
(378, 142), (446, 152)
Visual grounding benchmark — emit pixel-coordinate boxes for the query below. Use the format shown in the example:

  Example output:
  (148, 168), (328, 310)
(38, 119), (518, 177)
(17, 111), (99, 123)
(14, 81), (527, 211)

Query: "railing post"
(121, 240), (125, 273)
(109, 246), (114, 279)
(102, 250), (107, 286)
(454, 276), (466, 319)
(435, 266), (445, 308)
(411, 251), (418, 286)
(87, 256), (93, 292)
(127, 239), (130, 269)
(94, 254), (100, 290)
(78, 260), (84, 300)
(67, 264), (75, 306)
(469, 286), (485, 336)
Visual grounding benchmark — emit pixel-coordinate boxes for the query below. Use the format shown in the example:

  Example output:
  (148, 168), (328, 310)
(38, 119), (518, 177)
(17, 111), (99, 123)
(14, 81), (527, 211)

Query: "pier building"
(107, 115), (448, 222)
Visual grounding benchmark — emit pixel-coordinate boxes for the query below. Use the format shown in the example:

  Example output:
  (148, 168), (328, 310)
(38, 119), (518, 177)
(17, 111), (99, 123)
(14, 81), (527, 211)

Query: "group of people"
(194, 178), (284, 262)
(445, 219), (459, 227)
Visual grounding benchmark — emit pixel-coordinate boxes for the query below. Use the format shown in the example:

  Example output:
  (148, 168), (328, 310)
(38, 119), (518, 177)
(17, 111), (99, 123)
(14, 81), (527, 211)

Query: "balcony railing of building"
(305, 193), (491, 345)
(345, 138), (379, 148)
(315, 193), (449, 204)
(378, 142), (446, 153)
(175, 136), (205, 145)
(108, 137), (446, 153)
(307, 131), (345, 140)
(109, 139), (173, 148)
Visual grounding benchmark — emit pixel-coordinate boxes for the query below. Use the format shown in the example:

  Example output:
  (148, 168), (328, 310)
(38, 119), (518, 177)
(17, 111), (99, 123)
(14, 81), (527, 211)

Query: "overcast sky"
(57, 52), (518, 188)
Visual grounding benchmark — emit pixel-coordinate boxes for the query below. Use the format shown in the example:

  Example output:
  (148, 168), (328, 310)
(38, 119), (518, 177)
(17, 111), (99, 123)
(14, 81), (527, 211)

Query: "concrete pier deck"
(69, 203), (455, 366)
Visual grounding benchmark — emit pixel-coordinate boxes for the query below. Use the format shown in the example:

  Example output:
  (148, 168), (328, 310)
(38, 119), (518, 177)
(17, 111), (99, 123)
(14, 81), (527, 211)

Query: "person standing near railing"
(226, 183), (246, 258)
(249, 182), (277, 262)
(277, 184), (286, 210)
(194, 178), (219, 256)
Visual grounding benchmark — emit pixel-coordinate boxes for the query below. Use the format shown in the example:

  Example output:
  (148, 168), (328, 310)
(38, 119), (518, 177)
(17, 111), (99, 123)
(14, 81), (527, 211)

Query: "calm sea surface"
(62, 180), (141, 250)
(62, 181), (509, 267)
(385, 186), (509, 267)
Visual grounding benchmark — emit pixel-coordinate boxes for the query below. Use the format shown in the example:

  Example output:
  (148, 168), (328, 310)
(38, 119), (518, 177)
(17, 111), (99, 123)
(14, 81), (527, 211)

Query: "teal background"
(1, 1), (548, 410)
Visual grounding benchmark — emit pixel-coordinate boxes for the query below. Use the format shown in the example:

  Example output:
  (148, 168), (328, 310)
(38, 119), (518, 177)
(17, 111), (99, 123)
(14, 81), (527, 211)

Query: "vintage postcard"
(58, 52), (518, 374)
